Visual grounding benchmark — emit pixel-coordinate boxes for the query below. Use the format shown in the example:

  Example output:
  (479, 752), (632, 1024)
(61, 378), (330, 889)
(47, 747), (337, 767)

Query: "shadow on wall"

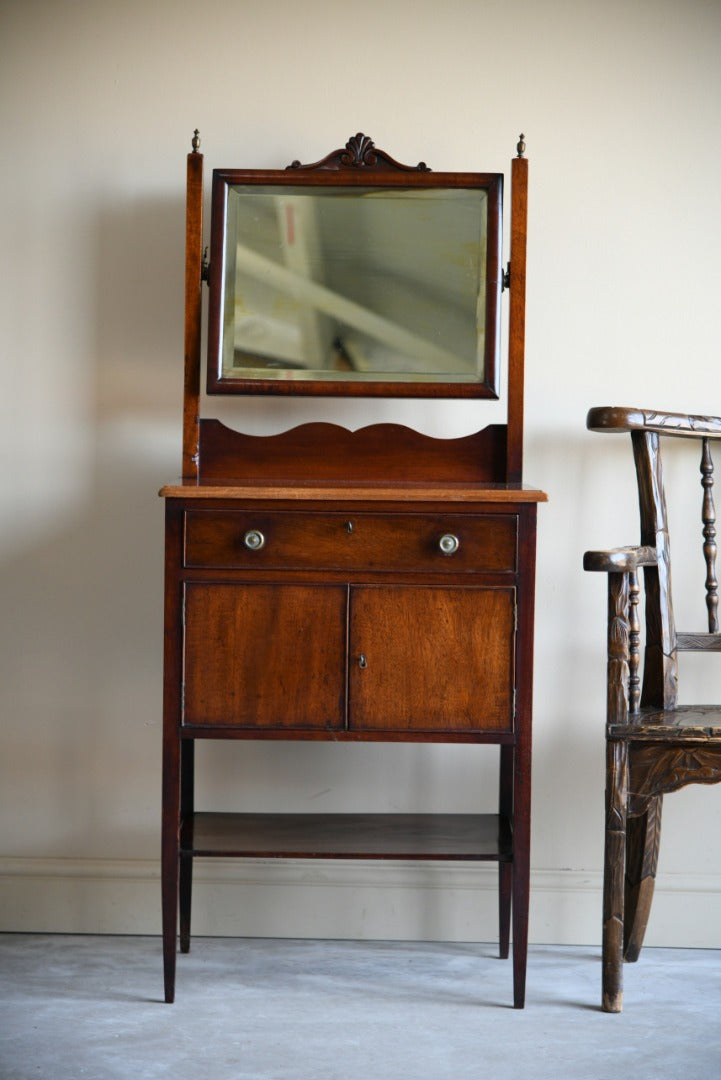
(0, 196), (186, 858)
(93, 195), (185, 423)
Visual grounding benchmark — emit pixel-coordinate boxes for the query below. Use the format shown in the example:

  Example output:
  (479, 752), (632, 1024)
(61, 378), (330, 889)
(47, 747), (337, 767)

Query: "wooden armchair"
(584, 406), (721, 1012)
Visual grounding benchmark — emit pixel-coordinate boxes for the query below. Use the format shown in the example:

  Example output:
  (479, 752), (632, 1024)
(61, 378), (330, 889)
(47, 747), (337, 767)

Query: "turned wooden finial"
(191, 129), (201, 152)
(516, 133), (526, 158)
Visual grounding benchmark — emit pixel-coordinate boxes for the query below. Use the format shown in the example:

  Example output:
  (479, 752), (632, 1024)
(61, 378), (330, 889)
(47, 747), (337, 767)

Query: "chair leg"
(603, 739), (628, 1013)
(624, 795), (662, 962)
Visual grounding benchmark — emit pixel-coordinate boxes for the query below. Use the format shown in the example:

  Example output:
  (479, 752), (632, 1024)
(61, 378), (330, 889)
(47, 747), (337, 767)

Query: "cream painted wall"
(2, 0), (721, 947)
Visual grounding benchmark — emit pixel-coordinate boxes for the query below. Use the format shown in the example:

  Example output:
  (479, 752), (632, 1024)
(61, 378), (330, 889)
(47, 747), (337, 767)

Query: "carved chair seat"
(584, 406), (721, 1012)
(609, 705), (721, 738)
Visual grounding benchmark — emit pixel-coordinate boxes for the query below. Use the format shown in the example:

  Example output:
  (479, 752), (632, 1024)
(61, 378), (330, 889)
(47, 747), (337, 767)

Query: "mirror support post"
(183, 132), (204, 480)
(506, 138), (528, 484)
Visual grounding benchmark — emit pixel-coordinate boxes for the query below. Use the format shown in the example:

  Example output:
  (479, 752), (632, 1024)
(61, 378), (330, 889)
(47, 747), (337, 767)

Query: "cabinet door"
(182, 583), (346, 729)
(348, 586), (515, 733)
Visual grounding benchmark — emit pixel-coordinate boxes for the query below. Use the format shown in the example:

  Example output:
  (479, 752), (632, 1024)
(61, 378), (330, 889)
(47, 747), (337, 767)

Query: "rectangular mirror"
(207, 155), (502, 397)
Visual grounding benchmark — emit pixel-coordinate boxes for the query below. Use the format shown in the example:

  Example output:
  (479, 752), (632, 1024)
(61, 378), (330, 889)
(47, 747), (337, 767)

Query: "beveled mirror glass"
(207, 142), (502, 397)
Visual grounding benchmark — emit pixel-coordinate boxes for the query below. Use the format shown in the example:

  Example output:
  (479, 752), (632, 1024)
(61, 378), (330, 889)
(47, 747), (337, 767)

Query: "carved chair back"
(585, 405), (721, 1012)
(587, 406), (721, 721)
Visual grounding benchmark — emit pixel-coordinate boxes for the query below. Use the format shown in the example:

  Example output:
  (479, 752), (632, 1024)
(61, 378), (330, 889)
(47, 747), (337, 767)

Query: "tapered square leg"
(511, 738), (531, 1009)
(179, 741), (195, 954)
(161, 733), (181, 1003)
(498, 745), (514, 960)
(499, 863), (512, 960)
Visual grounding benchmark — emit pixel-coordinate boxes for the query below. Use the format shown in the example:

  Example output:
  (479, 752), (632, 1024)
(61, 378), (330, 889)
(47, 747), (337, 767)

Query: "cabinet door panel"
(349, 586), (515, 732)
(182, 583), (346, 729)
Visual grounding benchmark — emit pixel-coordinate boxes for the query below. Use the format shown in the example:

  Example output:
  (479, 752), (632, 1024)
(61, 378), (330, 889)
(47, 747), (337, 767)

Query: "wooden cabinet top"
(159, 479), (547, 503)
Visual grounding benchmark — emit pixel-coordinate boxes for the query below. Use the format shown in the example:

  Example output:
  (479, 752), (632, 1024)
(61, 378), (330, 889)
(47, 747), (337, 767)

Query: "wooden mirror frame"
(205, 134), (503, 398)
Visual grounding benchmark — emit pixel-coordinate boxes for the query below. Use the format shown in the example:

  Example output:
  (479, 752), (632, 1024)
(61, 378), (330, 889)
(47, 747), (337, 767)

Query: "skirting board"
(1, 857), (720, 948)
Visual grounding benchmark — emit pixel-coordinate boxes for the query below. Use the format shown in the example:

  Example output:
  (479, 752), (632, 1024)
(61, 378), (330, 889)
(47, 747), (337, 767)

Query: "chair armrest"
(587, 406), (721, 440)
(583, 545), (658, 573)
(585, 547), (653, 726)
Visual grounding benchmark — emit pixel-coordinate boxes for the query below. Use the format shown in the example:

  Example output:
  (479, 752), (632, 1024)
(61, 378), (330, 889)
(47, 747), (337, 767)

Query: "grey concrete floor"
(1, 935), (720, 1079)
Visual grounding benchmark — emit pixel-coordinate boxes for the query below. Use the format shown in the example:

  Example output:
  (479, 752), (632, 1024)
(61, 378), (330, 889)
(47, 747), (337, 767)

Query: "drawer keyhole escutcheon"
(243, 529), (265, 552)
(439, 533), (460, 556)
(358, 654), (367, 669)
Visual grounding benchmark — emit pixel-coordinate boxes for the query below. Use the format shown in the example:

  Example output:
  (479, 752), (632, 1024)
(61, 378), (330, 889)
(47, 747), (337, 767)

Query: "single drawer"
(184, 510), (517, 573)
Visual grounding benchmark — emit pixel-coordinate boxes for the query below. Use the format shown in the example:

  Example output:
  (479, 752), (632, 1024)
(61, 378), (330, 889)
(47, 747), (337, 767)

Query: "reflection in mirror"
(218, 185), (493, 388)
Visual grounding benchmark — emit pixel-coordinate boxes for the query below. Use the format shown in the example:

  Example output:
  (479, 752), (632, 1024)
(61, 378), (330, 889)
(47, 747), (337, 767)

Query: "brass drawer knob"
(438, 533), (460, 556)
(243, 529), (265, 552)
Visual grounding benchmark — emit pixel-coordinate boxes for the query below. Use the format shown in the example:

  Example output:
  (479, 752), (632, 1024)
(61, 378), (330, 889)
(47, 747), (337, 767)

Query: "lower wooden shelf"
(181, 812), (512, 861)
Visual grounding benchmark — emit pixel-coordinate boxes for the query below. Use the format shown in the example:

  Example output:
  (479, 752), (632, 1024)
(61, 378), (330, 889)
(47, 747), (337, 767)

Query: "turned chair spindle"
(701, 438), (718, 633)
(628, 571), (641, 715)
